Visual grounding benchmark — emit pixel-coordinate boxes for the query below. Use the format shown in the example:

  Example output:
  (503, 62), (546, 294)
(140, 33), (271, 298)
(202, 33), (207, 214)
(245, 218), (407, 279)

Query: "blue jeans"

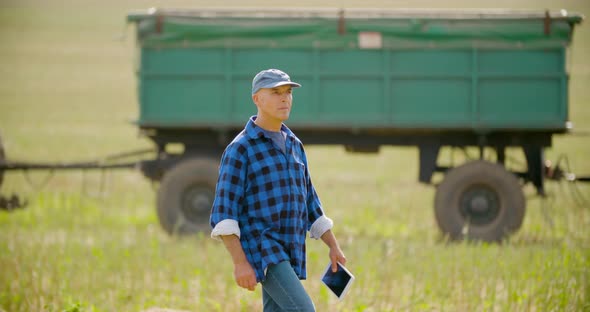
(261, 261), (315, 312)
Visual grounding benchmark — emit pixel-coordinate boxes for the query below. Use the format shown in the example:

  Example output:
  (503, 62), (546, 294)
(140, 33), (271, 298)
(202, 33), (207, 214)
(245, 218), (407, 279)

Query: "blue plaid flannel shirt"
(210, 117), (331, 282)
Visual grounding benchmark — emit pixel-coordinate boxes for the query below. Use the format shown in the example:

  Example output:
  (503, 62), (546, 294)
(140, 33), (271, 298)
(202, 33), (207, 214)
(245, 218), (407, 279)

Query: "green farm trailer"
(1, 8), (584, 242)
(124, 8), (584, 241)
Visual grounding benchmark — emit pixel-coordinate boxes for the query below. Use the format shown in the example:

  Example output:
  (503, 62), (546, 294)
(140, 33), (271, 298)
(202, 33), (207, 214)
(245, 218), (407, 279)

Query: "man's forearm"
(220, 234), (257, 291)
(321, 229), (347, 272)
(220, 234), (249, 265)
(320, 229), (340, 249)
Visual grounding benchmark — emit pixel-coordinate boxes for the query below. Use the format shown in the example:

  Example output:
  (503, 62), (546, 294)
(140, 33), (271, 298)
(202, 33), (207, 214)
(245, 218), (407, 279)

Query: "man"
(210, 69), (347, 311)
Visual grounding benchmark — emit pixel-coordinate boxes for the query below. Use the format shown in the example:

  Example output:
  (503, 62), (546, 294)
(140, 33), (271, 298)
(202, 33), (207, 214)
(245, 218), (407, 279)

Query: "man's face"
(252, 85), (293, 123)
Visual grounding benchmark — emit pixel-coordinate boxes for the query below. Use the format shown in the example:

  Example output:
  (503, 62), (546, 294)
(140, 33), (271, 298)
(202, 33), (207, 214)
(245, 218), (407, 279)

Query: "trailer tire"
(434, 160), (525, 242)
(157, 157), (219, 235)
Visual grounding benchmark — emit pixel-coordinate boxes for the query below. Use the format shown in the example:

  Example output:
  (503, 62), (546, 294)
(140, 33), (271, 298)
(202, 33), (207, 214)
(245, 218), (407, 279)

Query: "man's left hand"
(329, 246), (347, 272)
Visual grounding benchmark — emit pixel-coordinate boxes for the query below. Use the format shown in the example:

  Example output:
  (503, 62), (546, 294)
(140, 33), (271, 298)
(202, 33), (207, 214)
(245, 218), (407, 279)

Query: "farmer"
(210, 69), (347, 311)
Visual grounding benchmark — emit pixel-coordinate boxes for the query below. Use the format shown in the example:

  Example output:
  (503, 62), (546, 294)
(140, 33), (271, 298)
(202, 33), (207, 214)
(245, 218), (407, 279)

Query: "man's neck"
(254, 115), (282, 132)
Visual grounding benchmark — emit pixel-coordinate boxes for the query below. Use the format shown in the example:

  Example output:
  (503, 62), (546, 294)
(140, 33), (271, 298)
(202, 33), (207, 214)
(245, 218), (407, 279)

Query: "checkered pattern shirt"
(210, 116), (333, 282)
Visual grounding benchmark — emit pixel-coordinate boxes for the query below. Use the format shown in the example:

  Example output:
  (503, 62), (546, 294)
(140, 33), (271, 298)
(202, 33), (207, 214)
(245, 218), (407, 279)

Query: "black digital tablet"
(321, 262), (355, 300)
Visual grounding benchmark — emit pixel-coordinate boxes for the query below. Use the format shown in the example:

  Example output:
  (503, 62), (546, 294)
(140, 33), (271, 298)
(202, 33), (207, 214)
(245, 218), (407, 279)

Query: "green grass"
(1, 1), (590, 311)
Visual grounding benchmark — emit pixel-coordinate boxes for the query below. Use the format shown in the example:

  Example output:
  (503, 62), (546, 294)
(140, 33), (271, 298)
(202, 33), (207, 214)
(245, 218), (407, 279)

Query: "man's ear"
(252, 93), (259, 106)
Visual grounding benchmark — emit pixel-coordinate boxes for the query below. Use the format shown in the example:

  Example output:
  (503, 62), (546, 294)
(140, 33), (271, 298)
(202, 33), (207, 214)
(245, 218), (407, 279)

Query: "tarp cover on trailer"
(127, 8), (584, 49)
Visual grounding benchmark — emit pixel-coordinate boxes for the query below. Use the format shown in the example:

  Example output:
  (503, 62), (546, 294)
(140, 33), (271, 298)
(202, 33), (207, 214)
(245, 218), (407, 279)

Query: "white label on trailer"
(358, 31), (383, 49)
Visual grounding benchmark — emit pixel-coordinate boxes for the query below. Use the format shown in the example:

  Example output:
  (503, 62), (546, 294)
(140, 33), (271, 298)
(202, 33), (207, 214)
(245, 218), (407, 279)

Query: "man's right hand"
(220, 234), (258, 291)
(234, 261), (257, 291)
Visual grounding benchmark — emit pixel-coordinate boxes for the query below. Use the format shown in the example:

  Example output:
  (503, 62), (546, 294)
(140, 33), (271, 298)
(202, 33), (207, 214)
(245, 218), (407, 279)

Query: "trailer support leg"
(523, 145), (545, 195)
(419, 144), (440, 184)
(496, 146), (505, 165)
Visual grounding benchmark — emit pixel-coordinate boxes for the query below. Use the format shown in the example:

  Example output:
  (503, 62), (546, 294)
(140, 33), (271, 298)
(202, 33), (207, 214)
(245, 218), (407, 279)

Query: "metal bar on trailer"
(0, 148), (154, 171)
(0, 161), (137, 171)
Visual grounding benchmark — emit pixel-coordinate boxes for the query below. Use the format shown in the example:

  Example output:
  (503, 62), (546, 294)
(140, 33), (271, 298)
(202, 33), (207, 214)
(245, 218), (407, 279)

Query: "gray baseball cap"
(251, 69), (301, 95)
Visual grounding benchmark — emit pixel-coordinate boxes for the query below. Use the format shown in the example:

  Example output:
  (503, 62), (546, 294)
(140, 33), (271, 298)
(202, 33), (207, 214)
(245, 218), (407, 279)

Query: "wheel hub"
(459, 184), (500, 226)
(181, 185), (214, 225)
(470, 196), (489, 213)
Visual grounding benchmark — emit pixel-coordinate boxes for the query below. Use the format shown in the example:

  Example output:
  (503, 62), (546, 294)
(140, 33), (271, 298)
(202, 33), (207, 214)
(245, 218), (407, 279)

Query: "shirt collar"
(245, 116), (294, 140)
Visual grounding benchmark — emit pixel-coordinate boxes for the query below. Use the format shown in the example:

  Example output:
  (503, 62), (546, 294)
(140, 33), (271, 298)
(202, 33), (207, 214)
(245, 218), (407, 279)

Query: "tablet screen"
(321, 262), (353, 299)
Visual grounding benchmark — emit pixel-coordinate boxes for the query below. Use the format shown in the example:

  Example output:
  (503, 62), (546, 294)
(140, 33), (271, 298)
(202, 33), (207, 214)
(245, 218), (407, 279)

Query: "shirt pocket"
(292, 161), (308, 200)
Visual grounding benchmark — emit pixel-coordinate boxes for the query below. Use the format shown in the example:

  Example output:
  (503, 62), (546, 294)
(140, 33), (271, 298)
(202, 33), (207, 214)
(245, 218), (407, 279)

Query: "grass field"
(1, 0), (589, 311)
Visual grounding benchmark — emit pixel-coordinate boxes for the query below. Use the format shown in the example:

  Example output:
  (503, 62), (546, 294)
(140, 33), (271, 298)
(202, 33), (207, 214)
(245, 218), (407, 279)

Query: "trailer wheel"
(157, 157), (219, 235)
(434, 160), (525, 242)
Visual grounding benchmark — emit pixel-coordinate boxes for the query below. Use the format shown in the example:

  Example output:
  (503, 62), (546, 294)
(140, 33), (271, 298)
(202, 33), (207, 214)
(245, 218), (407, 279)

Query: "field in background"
(1, 0), (589, 311)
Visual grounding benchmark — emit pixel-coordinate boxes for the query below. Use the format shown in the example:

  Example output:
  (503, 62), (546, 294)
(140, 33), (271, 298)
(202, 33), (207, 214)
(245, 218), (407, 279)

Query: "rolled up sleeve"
(211, 219), (241, 240)
(309, 215), (333, 239)
(210, 145), (247, 239)
(302, 151), (332, 238)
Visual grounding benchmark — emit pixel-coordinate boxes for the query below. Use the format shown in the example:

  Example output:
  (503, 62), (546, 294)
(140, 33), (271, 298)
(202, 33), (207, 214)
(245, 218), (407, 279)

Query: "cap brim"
(261, 81), (302, 89)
